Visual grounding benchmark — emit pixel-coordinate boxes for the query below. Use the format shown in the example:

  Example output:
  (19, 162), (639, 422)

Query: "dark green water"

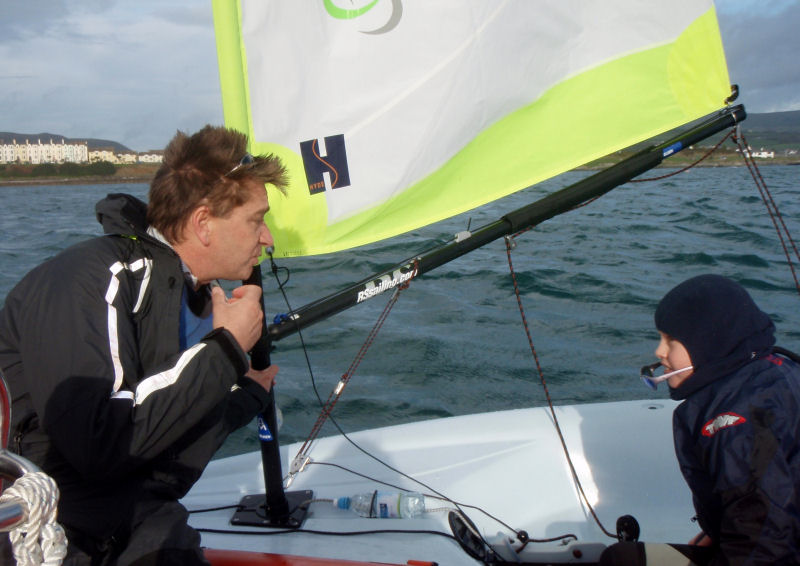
(1, 165), (798, 458)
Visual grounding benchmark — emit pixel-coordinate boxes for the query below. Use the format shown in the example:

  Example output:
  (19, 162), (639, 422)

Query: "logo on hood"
(701, 412), (746, 437)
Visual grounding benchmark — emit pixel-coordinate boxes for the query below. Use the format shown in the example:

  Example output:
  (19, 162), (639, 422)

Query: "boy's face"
(655, 332), (694, 389)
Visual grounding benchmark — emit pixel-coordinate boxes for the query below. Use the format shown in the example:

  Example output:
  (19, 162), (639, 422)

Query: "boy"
(601, 274), (800, 565)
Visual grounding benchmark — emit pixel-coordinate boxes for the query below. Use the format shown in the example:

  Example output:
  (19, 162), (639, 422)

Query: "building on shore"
(0, 137), (89, 164)
(88, 147), (118, 164)
(750, 148), (775, 159)
(1, 137), (163, 165)
(735, 146), (775, 159)
(86, 149), (163, 164)
(138, 150), (164, 164)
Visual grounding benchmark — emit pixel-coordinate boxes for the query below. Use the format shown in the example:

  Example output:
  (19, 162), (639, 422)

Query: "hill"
(0, 132), (132, 153)
(625, 109), (800, 153)
(742, 110), (800, 132)
(734, 110), (800, 150)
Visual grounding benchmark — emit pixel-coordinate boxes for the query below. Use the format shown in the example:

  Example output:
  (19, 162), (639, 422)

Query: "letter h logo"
(300, 134), (351, 195)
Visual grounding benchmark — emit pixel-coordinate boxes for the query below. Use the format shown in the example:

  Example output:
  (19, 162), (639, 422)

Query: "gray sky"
(1, 1), (797, 152)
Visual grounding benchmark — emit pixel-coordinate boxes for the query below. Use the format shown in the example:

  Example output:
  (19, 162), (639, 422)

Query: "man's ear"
(189, 204), (212, 246)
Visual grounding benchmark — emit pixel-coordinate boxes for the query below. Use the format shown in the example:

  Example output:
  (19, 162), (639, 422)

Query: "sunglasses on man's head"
(226, 153), (255, 176)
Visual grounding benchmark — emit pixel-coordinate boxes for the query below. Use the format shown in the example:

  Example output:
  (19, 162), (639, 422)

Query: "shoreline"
(1, 157), (797, 188)
(0, 175), (154, 187)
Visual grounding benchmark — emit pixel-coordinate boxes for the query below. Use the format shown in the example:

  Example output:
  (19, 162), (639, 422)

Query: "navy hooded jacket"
(656, 275), (800, 564)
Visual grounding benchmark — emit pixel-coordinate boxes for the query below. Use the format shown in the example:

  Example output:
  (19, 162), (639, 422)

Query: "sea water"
(1, 166), (798, 457)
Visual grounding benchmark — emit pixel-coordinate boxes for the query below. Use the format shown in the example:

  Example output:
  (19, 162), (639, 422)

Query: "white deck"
(184, 399), (694, 564)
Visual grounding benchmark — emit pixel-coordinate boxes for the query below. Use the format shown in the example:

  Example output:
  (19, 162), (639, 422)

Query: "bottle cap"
(335, 496), (351, 509)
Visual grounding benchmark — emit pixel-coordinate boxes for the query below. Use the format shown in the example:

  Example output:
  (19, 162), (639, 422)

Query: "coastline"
(1, 153), (797, 188)
(0, 175), (154, 187)
(0, 162), (160, 188)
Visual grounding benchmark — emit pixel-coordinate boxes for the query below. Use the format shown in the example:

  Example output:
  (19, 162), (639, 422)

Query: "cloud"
(0, 0), (222, 151)
(1, 1), (797, 152)
(0, 1), (111, 41)
(716, 0), (800, 112)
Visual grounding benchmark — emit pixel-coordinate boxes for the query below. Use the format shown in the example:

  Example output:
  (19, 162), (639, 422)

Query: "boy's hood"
(655, 274), (775, 400)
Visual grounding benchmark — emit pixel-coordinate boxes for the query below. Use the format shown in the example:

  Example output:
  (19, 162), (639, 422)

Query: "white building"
(1, 135), (163, 165)
(117, 151), (138, 165)
(747, 146), (775, 159)
(89, 148), (119, 164)
(138, 150), (164, 163)
(0, 137), (89, 164)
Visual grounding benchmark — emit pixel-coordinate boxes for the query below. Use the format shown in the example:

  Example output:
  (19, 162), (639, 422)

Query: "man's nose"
(260, 222), (273, 247)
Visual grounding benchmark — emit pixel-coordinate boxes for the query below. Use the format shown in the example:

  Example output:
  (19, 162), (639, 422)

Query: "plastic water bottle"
(334, 490), (425, 518)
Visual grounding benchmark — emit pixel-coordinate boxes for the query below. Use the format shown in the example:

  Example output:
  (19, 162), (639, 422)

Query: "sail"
(212, 1), (731, 258)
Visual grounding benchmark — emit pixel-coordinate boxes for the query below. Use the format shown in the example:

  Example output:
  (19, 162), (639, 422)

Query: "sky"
(1, 1), (798, 152)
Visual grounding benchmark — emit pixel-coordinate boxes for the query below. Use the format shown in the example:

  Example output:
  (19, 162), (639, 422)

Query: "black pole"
(266, 105), (746, 342)
(231, 264), (312, 528)
(246, 264), (289, 521)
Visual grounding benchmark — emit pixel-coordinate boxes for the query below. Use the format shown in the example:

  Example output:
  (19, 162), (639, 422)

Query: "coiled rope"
(1, 472), (67, 566)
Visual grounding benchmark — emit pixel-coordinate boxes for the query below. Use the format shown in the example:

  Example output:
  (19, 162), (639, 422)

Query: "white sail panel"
(214, 1), (730, 257)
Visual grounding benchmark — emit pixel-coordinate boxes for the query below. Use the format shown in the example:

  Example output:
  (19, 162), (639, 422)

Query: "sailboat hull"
(187, 399), (693, 564)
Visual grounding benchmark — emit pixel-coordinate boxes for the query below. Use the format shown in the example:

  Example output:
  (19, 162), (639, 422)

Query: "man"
(601, 274), (800, 565)
(0, 125), (287, 565)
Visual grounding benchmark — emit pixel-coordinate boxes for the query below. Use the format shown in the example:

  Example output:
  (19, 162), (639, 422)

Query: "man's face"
(207, 179), (273, 281)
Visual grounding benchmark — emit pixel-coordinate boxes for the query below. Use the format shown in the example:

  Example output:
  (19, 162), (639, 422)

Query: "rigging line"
(305, 495), (490, 543)
(196, 526), (463, 542)
(269, 262), (517, 550)
(267, 259), (364, 478)
(510, 127), (738, 239)
(266, 257), (326, 409)
(281, 265), (482, 514)
(307, 461), (578, 544)
(510, 128), (737, 242)
(294, 277), (408, 460)
(630, 128), (735, 183)
(504, 236), (617, 540)
(269, 263), (410, 464)
(733, 132), (800, 296)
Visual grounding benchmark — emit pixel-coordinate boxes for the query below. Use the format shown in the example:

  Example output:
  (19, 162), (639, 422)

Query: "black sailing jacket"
(0, 193), (270, 539)
(672, 353), (800, 564)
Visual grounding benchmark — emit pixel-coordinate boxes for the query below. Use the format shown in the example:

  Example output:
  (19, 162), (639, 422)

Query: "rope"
(291, 267), (417, 477)
(629, 125), (800, 295)
(500, 123), (799, 543)
(624, 122), (799, 297)
(503, 237), (618, 540)
(630, 129), (735, 183)
(732, 130), (800, 296)
(0, 472), (67, 566)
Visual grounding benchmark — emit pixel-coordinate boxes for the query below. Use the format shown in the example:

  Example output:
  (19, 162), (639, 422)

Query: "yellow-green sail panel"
(213, 1), (731, 258)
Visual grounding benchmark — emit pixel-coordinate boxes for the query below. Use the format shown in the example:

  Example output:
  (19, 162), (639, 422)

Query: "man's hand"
(245, 364), (279, 392)
(211, 285), (263, 353)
